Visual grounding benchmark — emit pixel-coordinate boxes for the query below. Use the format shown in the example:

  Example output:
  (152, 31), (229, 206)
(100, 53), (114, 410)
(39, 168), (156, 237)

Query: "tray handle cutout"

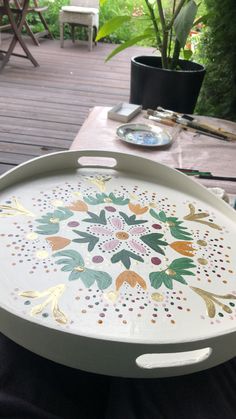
(136, 347), (212, 369)
(77, 156), (117, 168)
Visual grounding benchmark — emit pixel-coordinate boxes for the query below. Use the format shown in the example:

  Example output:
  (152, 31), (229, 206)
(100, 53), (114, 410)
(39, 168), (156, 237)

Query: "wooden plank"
(0, 39), (151, 175)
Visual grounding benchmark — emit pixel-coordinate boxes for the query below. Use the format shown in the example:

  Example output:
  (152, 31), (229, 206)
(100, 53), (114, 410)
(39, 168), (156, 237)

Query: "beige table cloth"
(71, 106), (236, 197)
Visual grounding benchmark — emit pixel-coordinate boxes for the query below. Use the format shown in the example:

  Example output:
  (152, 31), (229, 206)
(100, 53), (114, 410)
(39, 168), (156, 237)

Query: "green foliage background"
(195, 0), (236, 120)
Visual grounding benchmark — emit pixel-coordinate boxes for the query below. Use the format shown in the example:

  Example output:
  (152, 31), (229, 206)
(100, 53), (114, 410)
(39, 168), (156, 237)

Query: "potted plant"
(96, 0), (206, 112)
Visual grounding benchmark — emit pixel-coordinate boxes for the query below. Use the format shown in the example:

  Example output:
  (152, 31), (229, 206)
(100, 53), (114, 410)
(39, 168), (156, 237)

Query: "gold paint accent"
(0, 197), (35, 218)
(197, 258), (208, 266)
(51, 199), (64, 207)
(74, 265), (85, 272)
(115, 231), (129, 240)
(104, 198), (112, 203)
(73, 192), (82, 197)
(20, 284), (68, 324)
(104, 290), (119, 303)
(184, 204), (222, 230)
(190, 286), (236, 318)
(149, 202), (157, 208)
(49, 217), (60, 224)
(151, 292), (164, 302)
(197, 240), (207, 246)
(36, 250), (49, 259)
(166, 268), (176, 276)
(26, 232), (38, 240)
(167, 221), (175, 227)
(86, 176), (111, 192)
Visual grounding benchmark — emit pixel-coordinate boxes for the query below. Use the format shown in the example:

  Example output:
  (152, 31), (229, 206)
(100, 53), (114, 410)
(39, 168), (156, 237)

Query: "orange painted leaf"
(128, 202), (149, 215)
(68, 200), (88, 212)
(46, 236), (71, 251)
(170, 241), (195, 256)
(116, 270), (147, 290)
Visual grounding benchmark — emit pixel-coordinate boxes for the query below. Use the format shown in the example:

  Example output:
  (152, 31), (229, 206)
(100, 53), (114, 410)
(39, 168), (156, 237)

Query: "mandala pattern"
(1, 173), (236, 333)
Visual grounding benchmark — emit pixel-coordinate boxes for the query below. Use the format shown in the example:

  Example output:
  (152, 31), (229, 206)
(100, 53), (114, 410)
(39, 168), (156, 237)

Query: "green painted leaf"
(169, 257), (195, 271)
(109, 193), (129, 205)
(36, 223), (59, 235)
(172, 274), (188, 285)
(170, 226), (192, 240)
(149, 271), (167, 289)
(174, 0), (198, 48)
(81, 269), (112, 290)
(53, 250), (84, 273)
(141, 233), (168, 255)
(69, 270), (82, 281)
(177, 269), (195, 276)
(111, 249), (144, 269)
(150, 209), (166, 222)
(83, 193), (107, 205)
(36, 207), (73, 235)
(163, 276), (173, 290)
(73, 230), (99, 252)
(83, 210), (107, 225)
(119, 212), (148, 225)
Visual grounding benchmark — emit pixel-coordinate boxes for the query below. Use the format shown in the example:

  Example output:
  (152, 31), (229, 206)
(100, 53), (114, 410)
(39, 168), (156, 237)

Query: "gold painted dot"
(151, 319), (156, 324)
(171, 320), (175, 324)
(82, 309), (86, 314)
(223, 280), (228, 284)
(36, 250), (49, 259)
(98, 320), (103, 324)
(51, 199), (64, 207)
(26, 232), (38, 240)
(151, 292), (164, 302)
(197, 258), (208, 265)
(116, 231), (129, 240)
(228, 269), (233, 273)
(197, 240), (207, 246)
(74, 265), (85, 272)
(166, 268), (176, 276)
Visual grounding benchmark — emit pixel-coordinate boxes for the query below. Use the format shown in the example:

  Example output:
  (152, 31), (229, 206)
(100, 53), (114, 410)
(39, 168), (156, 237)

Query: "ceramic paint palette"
(116, 123), (172, 147)
(0, 150), (235, 378)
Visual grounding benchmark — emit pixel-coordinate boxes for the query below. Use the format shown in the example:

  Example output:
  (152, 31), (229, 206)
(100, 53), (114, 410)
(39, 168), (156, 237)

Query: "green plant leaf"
(174, 0), (198, 48)
(105, 33), (152, 62)
(96, 16), (132, 41)
(183, 49), (193, 60)
(119, 212), (148, 225)
(83, 210), (107, 225)
(140, 233), (168, 255)
(111, 249), (144, 269)
(72, 231), (99, 252)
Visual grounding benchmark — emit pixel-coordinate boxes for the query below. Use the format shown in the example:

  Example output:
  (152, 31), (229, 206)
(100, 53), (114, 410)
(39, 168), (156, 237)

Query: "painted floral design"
(2, 176), (234, 328)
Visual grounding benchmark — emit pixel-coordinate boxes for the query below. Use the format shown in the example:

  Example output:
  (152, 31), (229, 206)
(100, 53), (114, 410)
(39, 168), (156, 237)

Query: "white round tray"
(0, 150), (235, 378)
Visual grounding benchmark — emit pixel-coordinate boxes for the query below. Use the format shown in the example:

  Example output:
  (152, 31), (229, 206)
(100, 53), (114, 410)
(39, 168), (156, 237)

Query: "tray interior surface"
(0, 162), (236, 344)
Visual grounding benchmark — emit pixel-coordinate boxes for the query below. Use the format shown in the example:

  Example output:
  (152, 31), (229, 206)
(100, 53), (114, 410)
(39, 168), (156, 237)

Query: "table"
(0, 0), (39, 72)
(71, 106), (236, 198)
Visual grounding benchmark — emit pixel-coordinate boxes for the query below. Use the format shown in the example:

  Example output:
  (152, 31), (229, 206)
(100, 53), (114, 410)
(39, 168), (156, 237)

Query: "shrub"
(196, 0), (236, 120)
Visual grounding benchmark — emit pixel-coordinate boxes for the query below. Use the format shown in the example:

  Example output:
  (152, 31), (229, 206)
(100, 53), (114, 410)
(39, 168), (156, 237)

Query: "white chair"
(59, 0), (99, 51)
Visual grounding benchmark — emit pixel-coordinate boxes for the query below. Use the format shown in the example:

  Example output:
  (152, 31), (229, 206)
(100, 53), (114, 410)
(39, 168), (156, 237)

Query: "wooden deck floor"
(0, 37), (151, 175)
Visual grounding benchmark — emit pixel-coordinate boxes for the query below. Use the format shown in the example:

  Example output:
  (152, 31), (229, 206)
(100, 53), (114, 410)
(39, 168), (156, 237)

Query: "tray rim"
(0, 149), (236, 346)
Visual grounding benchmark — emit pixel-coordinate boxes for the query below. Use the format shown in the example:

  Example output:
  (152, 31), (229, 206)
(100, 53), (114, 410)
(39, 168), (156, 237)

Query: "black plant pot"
(130, 56), (206, 113)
